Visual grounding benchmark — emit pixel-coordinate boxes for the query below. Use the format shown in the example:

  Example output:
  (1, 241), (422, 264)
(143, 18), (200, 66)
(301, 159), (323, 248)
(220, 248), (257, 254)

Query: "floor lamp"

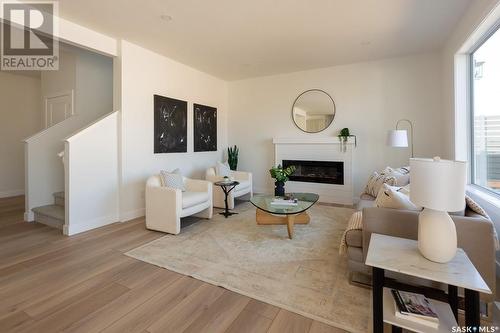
(387, 119), (414, 158)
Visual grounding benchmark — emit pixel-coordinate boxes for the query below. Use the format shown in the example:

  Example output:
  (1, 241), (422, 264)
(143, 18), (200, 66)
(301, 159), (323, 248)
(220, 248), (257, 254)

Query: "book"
(391, 289), (439, 329)
(270, 198), (298, 206)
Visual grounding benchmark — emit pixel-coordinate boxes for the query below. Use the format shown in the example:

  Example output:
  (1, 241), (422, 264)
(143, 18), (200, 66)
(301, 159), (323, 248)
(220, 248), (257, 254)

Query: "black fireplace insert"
(282, 160), (344, 185)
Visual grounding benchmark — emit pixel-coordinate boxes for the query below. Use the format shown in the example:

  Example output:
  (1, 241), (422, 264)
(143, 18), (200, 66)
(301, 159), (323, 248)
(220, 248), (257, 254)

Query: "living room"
(1, 0), (500, 332)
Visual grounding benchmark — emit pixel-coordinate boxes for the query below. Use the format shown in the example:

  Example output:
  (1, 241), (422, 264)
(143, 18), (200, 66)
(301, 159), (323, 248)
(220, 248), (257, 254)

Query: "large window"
(471, 27), (500, 195)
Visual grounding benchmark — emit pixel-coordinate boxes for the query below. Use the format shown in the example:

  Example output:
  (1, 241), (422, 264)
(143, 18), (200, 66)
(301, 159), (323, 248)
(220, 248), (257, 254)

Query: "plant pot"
(274, 181), (285, 197)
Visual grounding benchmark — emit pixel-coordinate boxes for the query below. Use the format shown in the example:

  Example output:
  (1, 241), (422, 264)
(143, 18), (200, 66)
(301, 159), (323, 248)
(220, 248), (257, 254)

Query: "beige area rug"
(126, 202), (371, 332)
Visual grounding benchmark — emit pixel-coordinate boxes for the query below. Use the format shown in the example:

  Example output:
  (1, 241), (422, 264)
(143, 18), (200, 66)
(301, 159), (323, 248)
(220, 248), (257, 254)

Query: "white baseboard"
(0, 189), (24, 198)
(119, 208), (145, 222)
(24, 211), (34, 222)
(64, 214), (118, 236)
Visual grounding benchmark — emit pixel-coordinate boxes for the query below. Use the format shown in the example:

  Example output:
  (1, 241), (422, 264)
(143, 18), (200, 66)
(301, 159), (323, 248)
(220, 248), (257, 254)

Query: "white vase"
(418, 208), (457, 263)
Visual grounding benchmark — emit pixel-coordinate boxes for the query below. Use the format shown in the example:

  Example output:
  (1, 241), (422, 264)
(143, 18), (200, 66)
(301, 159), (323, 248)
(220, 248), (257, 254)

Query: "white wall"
(228, 53), (444, 196)
(65, 112), (119, 235)
(119, 40), (228, 221)
(0, 72), (41, 198)
(41, 49), (76, 128)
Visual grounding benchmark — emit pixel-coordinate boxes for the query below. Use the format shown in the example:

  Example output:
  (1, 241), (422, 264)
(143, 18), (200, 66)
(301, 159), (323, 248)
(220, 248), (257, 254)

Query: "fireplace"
(282, 160), (344, 185)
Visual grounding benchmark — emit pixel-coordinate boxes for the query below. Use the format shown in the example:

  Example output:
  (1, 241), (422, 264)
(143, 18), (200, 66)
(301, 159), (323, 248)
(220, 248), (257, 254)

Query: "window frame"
(469, 24), (500, 198)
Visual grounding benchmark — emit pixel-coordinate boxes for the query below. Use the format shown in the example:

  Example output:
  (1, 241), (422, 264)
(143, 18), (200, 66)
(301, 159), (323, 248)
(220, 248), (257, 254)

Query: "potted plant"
(338, 127), (357, 152)
(227, 145), (239, 171)
(269, 164), (296, 196)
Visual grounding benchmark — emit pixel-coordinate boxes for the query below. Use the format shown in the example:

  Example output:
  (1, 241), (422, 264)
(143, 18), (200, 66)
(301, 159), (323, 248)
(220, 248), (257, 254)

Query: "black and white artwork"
(194, 103), (217, 152)
(154, 95), (187, 153)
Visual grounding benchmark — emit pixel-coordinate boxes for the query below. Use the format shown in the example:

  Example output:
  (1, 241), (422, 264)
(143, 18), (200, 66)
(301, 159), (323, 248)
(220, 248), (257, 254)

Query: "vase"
(274, 181), (285, 197)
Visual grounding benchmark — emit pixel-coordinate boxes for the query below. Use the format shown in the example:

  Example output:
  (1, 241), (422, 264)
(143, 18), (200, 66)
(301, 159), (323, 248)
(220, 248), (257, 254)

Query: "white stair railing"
(24, 117), (79, 222)
(63, 111), (120, 235)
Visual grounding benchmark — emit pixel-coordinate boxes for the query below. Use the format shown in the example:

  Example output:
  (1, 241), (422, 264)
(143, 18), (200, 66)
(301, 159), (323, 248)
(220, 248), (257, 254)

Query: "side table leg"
(223, 189), (229, 217)
(465, 289), (480, 330)
(372, 267), (384, 333)
(391, 326), (402, 333)
(448, 285), (458, 321)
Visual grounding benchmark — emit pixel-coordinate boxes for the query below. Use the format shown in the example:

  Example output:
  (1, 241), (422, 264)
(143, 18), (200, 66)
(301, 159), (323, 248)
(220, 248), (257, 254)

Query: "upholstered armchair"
(145, 175), (213, 234)
(205, 168), (253, 209)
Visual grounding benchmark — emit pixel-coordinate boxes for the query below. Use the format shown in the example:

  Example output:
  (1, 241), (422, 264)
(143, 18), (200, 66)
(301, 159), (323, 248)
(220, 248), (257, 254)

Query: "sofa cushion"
(182, 191), (209, 209)
(356, 198), (376, 211)
(345, 229), (362, 248)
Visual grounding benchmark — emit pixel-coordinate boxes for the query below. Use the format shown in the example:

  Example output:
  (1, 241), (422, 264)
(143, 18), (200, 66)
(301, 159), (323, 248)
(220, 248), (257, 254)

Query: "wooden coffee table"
(250, 193), (319, 239)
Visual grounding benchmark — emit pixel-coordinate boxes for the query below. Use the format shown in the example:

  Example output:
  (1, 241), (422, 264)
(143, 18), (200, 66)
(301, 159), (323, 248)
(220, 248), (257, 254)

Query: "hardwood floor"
(0, 196), (347, 333)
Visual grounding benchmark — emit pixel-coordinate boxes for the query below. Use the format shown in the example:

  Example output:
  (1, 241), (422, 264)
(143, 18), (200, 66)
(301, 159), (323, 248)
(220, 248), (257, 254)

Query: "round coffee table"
(214, 180), (240, 218)
(250, 193), (319, 239)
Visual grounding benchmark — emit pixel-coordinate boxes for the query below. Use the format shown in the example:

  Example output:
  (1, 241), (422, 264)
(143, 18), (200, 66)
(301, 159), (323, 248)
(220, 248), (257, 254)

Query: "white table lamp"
(410, 157), (466, 263)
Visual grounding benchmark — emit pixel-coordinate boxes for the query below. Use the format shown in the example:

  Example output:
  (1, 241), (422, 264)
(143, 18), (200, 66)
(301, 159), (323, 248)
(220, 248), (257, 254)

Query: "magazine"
(391, 289), (439, 328)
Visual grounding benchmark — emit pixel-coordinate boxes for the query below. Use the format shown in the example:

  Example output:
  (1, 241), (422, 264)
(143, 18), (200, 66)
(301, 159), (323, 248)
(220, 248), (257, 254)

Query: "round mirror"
(292, 89), (336, 133)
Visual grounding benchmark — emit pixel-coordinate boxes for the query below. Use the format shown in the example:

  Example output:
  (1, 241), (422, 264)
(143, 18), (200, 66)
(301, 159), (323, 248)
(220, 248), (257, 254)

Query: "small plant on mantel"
(269, 164), (296, 196)
(337, 127), (357, 152)
(227, 145), (239, 170)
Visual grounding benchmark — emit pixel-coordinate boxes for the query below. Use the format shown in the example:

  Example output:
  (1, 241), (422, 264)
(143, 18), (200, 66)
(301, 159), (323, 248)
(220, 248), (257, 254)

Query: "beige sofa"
(346, 200), (497, 303)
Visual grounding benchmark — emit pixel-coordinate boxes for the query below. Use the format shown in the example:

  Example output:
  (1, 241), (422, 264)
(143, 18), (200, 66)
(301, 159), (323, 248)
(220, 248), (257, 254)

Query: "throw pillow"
(216, 161), (231, 177)
(364, 171), (397, 197)
(159, 168), (185, 191)
(383, 166), (411, 186)
(375, 183), (421, 211)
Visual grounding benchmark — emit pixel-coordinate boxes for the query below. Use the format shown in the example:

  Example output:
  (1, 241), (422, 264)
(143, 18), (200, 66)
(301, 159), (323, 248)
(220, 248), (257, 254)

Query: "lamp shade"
(387, 130), (408, 147)
(410, 157), (466, 212)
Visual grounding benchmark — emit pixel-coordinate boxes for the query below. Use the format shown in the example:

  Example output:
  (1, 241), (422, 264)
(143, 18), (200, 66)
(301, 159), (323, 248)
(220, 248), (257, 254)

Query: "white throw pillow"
(216, 161), (231, 177)
(382, 166), (410, 186)
(160, 168), (185, 191)
(375, 183), (421, 211)
(364, 172), (397, 197)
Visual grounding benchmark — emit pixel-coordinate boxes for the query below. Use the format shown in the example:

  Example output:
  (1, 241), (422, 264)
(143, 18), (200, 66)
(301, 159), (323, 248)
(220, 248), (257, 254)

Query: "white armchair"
(206, 168), (253, 209)
(145, 175), (213, 234)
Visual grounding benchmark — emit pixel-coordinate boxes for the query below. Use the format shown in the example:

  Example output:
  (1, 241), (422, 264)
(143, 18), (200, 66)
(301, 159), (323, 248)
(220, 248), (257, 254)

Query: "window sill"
(466, 184), (500, 209)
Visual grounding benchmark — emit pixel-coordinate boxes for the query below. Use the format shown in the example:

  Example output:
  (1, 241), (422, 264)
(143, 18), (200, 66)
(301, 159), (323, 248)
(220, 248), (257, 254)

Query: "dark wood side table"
(365, 233), (491, 333)
(214, 180), (240, 218)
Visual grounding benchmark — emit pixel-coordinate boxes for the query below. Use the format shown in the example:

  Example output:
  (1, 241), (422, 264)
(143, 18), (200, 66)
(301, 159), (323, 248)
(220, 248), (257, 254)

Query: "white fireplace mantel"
(273, 137), (354, 205)
(272, 137), (356, 145)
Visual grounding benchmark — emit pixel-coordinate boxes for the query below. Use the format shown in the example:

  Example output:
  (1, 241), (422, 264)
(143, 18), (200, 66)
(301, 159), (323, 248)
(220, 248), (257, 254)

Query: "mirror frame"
(291, 89), (336, 133)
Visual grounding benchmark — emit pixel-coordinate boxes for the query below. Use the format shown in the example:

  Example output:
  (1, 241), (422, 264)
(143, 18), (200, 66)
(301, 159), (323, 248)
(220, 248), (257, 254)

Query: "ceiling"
(58, 0), (471, 81)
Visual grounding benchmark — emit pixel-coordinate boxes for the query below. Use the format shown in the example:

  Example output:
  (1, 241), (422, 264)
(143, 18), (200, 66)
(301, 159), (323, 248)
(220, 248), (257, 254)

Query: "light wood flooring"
(0, 196), (348, 333)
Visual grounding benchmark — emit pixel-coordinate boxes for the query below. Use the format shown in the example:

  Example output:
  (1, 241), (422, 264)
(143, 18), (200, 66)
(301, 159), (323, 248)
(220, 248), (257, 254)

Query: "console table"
(365, 233), (491, 333)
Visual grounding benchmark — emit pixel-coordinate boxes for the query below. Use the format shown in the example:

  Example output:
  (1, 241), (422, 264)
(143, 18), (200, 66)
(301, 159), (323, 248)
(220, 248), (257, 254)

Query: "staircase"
(32, 192), (65, 230)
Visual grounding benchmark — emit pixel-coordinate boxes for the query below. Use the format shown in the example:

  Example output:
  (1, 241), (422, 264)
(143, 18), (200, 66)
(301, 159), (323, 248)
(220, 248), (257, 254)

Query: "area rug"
(126, 202), (370, 332)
